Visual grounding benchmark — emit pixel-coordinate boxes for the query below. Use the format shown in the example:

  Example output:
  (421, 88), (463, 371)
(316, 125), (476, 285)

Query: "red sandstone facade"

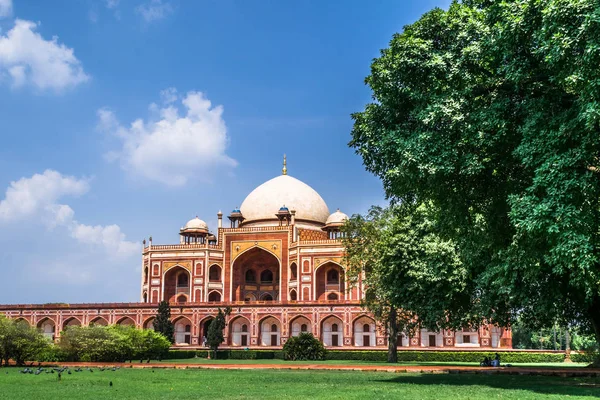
(0, 165), (512, 349)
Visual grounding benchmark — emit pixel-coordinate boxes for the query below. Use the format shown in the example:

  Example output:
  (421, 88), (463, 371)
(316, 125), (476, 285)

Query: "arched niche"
(173, 317), (192, 345)
(229, 316), (251, 347)
(89, 317), (108, 326)
(259, 316), (281, 346)
(315, 262), (345, 301)
(353, 316), (376, 347)
(163, 266), (191, 303)
(321, 316), (343, 347)
(232, 247), (280, 302)
(37, 318), (56, 341)
(290, 316), (311, 337)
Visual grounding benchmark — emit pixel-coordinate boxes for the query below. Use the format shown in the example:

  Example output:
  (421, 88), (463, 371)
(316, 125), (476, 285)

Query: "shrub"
(571, 351), (599, 364)
(0, 316), (51, 366)
(283, 333), (326, 361)
(324, 350), (565, 363)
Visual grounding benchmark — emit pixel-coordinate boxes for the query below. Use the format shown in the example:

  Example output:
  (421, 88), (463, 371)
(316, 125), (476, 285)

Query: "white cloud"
(160, 87), (178, 104)
(0, 170), (138, 256)
(98, 90), (237, 186)
(105, 0), (120, 9)
(0, 0), (12, 18)
(0, 19), (89, 91)
(70, 223), (139, 256)
(135, 0), (173, 22)
(0, 170), (89, 223)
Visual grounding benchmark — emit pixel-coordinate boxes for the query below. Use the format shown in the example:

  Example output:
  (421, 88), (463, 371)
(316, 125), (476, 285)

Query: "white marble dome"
(240, 175), (330, 226)
(182, 217), (208, 231)
(325, 209), (348, 226)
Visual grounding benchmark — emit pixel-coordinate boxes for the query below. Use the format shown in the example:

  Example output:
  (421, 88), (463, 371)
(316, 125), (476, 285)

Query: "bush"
(571, 351), (599, 363)
(58, 325), (170, 362)
(283, 333), (326, 361)
(0, 316), (51, 366)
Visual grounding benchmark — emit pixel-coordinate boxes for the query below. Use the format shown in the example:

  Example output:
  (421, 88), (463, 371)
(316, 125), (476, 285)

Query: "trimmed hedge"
(326, 351), (565, 363)
(571, 352), (598, 363)
(164, 349), (567, 363)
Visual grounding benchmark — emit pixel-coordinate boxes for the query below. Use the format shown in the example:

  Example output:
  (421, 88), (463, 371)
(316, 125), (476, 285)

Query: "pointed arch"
(173, 316), (192, 345)
(116, 316), (136, 327)
(229, 316), (251, 346)
(320, 315), (344, 347)
(231, 244), (281, 264)
(315, 261), (346, 301)
(143, 317), (156, 330)
(207, 290), (222, 302)
(289, 315), (311, 337)
(37, 317), (56, 340)
(231, 246), (281, 302)
(62, 317), (82, 330)
(89, 317), (109, 326)
(259, 315), (281, 346)
(199, 316), (215, 340)
(208, 264), (222, 282)
(353, 315), (376, 347)
(163, 265), (191, 303)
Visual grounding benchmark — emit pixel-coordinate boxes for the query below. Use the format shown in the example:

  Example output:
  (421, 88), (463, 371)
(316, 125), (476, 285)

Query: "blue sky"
(0, 0), (451, 303)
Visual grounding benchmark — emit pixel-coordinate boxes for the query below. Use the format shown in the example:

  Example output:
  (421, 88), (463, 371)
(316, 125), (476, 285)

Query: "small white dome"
(183, 217), (208, 231)
(240, 175), (330, 226)
(326, 209), (348, 226)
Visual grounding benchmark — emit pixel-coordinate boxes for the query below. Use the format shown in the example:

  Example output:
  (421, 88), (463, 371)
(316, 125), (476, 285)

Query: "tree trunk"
(588, 295), (600, 367)
(387, 307), (398, 363)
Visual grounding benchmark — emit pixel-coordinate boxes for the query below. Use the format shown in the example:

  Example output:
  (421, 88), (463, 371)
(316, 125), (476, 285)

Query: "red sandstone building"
(0, 160), (512, 349)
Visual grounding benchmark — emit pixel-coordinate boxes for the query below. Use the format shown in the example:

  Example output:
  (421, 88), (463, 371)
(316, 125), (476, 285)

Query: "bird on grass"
(109, 381), (113, 387)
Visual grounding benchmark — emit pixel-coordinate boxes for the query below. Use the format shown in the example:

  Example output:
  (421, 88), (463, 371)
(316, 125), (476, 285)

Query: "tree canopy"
(350, 0), (600, 351)
(342, 203), (470, 362)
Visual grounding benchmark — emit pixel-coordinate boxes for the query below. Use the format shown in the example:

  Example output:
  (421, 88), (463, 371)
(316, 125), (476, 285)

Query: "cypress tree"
(153, 301), (174, 344)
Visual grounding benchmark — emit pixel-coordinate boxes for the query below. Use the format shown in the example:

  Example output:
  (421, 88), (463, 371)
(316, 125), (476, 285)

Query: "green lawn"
(0, 367), (598, 399)
(155, 358), (589, 368)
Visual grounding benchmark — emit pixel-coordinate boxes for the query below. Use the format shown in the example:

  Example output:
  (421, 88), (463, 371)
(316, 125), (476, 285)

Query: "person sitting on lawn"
(480, 357), (491, 367)
(491, 353), (501, 367)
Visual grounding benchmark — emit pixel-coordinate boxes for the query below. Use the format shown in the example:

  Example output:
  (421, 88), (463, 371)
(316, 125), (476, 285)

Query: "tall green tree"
(206, 307), (231, 359)
(350, 0), (600, 360)
(153, 301), (175, 344)
(342, 203), (470, 362)
(0, 316), (50, 366)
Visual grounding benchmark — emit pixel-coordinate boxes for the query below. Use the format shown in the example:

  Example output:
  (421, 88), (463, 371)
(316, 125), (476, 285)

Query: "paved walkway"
(19, 361), (600, 377)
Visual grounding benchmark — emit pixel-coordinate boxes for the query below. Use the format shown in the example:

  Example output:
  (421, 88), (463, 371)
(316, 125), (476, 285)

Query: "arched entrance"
(260, 317), (280, 346)
(315, 262), (345, 301)
(89, 317), (108, 326)
(230, 317), (251, 347)
(353, 316), (376, 347)
(63, 317), (81, 330)
(209, 265), (222, 282)
(143, 317), (155, 330)
(163, 266), (191, 303)
(37, 318), (56, 341)
(290, 316), (311, 337)
(117, 317), (135, 327)
(321, 316), (343, 347)
(199, 317), (214, 345)
(232, 247), (280, 302)
(174, 317), (192, 345)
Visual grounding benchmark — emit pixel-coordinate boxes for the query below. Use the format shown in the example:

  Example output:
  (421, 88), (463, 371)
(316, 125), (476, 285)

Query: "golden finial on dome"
(282, 154), (287, 175)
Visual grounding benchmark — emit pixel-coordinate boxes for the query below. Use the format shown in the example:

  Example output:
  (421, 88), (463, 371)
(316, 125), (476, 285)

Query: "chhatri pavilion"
(0, 158), (512, 349)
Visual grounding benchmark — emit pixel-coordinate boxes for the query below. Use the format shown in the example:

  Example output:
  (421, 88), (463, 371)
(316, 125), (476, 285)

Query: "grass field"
(0, 367), (598, 400)
(154, 358), (590, 368)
